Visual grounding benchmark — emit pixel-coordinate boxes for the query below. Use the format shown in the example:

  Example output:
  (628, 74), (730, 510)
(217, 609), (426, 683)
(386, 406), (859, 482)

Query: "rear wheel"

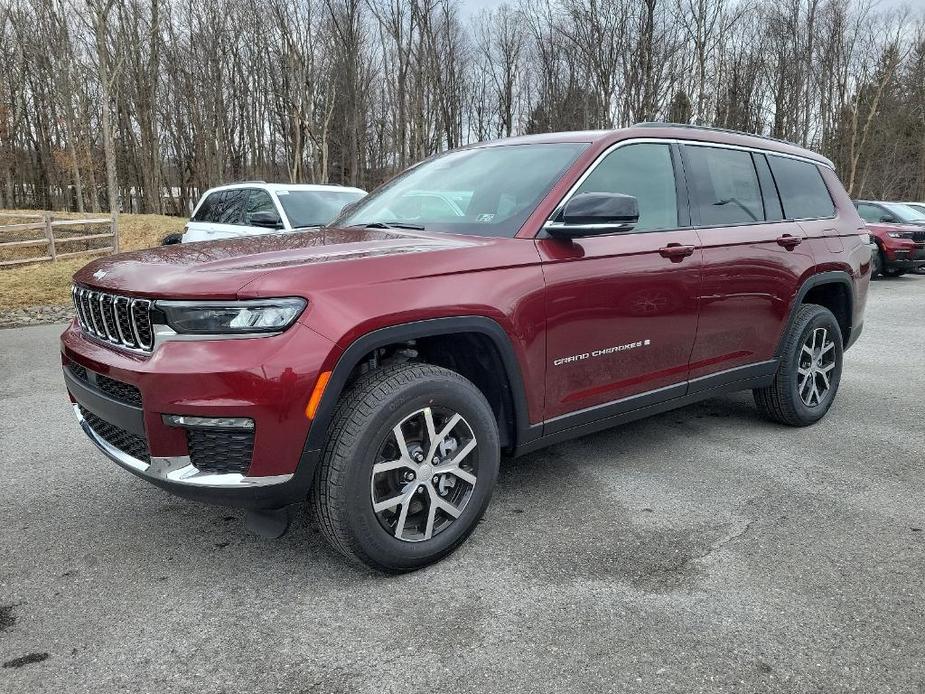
(754, 304), (843, 427)
(311, 363), (500, 572)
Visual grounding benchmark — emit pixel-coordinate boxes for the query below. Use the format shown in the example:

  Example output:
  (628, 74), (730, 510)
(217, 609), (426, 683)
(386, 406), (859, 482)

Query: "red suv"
(854, 200), (925, 277)
(61, 125), (871, 571)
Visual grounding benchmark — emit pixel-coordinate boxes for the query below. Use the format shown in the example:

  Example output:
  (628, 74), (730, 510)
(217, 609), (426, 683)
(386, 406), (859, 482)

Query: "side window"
(209, 189), (247, 225)
(767, 156), (835, 219)
(856, 203), (885, 223)
(243, 189), (277, 225)
(573, 143), (678, 232)
(685, 145), (764, 226)
(192, 193), (216, 222)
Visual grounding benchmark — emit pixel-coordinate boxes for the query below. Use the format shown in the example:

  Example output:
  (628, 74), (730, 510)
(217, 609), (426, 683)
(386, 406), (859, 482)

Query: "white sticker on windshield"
(477, 213), (495, 223)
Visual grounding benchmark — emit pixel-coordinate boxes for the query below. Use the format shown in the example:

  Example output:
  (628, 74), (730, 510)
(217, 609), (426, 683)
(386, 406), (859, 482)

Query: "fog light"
(163, 415), (254, 430)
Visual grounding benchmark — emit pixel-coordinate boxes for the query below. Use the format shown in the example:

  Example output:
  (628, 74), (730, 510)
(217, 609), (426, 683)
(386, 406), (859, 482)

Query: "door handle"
(776, 234), (802, 250)
(658, 243), (695, 262)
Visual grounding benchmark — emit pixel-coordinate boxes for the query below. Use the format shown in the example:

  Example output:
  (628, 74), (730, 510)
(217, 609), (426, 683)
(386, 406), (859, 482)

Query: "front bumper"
(884, 243), (925, 269)
(73, 404), (293, 488)
(62, 320), (338, 508)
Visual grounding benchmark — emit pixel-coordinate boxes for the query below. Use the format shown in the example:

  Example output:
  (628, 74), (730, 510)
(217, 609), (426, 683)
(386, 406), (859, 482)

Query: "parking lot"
(0, 276), (923, 693)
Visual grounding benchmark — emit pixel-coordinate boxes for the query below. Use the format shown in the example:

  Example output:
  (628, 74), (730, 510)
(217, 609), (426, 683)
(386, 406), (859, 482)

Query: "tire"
(869, 249), (881, 279)
(882, 261), (906, 277)
(753, 304), (844, 427)
(311, 363), (500, 572)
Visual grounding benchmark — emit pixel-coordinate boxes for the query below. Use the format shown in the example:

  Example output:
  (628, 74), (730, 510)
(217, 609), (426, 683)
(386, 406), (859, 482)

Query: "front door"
(538, 142), (702, 423)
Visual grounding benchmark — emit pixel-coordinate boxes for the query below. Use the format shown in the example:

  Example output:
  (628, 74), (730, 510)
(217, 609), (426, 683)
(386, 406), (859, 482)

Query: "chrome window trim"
(74, 404), (292, 489)
(543, 136), (838, 234)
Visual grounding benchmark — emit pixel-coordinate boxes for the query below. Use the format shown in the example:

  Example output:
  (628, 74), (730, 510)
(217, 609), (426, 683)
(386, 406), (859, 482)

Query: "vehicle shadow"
(96, 391), (769, 588)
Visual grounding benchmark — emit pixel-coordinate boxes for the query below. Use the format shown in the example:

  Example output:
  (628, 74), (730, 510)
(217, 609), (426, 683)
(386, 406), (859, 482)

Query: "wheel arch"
(776, 271), (855, 356)
(302, 316), (535, 458)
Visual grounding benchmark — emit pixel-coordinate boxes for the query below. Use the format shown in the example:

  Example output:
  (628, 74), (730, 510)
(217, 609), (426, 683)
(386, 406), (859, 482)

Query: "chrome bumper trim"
(74, 404), (293, 489)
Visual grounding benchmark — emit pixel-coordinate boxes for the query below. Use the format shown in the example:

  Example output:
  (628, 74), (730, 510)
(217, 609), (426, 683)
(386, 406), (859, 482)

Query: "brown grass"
(0, 210), (184, 310)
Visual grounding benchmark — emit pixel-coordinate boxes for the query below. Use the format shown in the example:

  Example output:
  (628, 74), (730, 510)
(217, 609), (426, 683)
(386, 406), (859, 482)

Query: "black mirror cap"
(161, 232), (184, 245)
(251, 211), (284, 229)
(547, 192), (640, 238)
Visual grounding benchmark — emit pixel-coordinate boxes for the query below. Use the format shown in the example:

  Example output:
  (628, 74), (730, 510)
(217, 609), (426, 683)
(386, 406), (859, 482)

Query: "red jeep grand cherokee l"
(61, 124), (871, 571)
(854, 200), (925, 277)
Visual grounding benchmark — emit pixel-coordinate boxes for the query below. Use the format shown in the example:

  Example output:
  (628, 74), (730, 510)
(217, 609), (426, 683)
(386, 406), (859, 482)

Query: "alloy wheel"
(370, 406), (478, 542)
(798, 327), (837, 407)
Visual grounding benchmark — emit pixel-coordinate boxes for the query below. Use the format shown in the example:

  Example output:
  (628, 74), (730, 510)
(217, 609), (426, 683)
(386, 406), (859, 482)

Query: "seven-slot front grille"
(911, 230), (925, 242)
(72, 285), (154, 351)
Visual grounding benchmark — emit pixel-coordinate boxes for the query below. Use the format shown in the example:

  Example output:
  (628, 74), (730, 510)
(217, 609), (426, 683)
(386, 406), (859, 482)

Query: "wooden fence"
(0, 212), (118, 268)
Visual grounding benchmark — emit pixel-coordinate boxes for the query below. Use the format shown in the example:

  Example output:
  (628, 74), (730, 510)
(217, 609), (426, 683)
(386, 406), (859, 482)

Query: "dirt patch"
(3, 653), (49, 668)
(0, 604), (16, 632)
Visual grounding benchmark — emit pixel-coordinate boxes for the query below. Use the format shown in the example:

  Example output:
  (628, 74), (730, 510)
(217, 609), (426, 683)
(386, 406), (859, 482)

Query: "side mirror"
(161, 232), (184, 246)
(545, 192), (639, 238)
(250, 211), (284, 229)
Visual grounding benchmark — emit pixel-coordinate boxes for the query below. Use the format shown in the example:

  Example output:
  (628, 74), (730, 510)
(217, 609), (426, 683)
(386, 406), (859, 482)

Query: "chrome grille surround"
(72, 285), (154, 353)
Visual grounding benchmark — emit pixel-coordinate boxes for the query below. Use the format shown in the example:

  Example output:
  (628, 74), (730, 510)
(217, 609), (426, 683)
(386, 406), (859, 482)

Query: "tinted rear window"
(767, 156), (835, 220)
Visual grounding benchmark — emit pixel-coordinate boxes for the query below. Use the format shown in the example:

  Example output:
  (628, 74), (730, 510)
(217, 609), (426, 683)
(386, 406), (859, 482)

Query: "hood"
(73, 227), (476, 299)
(866, 222), (924, 234)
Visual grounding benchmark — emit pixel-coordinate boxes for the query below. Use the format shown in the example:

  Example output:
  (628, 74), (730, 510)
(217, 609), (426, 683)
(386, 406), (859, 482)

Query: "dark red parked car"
(854, 200), (925, 277)
(61, 124), (871, 571)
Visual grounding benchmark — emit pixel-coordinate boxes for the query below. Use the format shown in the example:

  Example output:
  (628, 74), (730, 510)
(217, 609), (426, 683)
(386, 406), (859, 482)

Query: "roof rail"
(229, 180), (267, 184)
(633, 122), (803, 150)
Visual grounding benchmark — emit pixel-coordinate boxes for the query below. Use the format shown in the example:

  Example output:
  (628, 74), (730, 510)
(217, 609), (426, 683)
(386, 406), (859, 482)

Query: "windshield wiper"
(351, 221), (426, 231)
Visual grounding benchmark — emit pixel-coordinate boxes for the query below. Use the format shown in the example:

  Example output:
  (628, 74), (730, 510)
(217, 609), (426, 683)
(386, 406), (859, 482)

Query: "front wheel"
(753, 304), (843, 427)
(881, 262), (906, 277)
(311, 363), (500, 572)
(869, 248), (881, 279)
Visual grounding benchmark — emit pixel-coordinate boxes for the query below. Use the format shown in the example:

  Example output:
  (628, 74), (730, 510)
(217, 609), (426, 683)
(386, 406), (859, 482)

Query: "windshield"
(333, 143), (587, 237)
(278, 189), (365, 228)
(882, 202), (925, 224)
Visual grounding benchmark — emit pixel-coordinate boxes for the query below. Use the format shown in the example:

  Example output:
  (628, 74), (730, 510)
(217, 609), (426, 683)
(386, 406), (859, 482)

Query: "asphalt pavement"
(1, 276), (923, 693)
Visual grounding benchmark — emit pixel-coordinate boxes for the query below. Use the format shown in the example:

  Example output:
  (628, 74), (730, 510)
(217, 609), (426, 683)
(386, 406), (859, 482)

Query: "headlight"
(887, 232), (902, 238)
(155, 298), (306, 335)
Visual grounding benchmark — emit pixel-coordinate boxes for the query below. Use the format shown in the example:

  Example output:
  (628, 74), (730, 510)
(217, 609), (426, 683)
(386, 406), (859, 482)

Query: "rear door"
(683, 145), (816, 381)
(537, 141), (702, 423)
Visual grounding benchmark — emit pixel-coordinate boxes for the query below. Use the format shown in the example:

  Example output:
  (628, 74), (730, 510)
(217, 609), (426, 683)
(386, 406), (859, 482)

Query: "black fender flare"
(775, 270), (856, 357)
(300, 315), (536, 462)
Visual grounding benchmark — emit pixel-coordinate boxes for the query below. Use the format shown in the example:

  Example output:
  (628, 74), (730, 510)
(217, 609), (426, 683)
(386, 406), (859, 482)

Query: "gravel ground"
(0, 305), (72, 329)
(1, 276), (923, 694)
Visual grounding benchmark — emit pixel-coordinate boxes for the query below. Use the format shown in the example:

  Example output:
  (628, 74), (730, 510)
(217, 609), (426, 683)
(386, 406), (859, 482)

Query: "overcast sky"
(456, 0), (922, 18)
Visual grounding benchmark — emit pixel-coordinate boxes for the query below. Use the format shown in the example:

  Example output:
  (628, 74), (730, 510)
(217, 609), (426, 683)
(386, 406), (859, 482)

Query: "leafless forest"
(2, 0), (923, 216)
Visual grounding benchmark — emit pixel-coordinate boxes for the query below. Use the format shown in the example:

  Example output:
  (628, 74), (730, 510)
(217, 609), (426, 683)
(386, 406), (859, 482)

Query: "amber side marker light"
(306, 371), (332, 420)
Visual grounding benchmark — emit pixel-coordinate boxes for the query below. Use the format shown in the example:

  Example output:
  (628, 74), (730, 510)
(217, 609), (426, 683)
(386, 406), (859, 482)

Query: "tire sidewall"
(339, 375), (499, 571)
